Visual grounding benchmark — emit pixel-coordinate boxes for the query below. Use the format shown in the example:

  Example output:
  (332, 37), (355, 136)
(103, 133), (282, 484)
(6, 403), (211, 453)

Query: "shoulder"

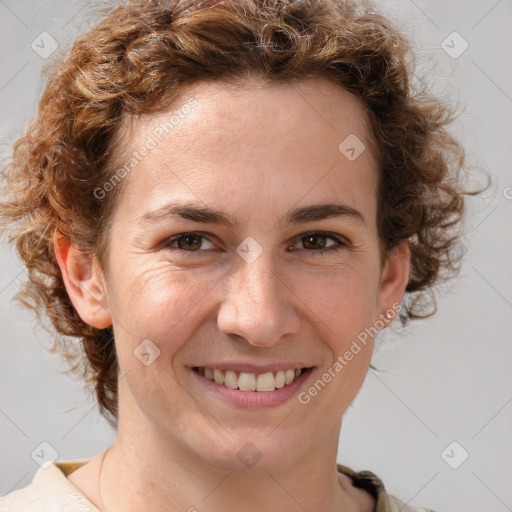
(0, 461), (98, 512)
(336, 463), (437, 512)
(384, 495), (437, 512)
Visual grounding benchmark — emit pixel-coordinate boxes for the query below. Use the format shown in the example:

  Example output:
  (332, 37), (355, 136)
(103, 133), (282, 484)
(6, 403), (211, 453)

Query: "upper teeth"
(198, 367), (303, 392)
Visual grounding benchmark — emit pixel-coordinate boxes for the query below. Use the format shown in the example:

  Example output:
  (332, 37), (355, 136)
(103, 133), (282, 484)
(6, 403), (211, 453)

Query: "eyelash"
(162, 231), (349, 256)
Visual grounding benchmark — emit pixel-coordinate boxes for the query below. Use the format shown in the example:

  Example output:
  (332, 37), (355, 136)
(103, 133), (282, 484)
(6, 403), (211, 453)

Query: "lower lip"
(190, 367), (315, 408)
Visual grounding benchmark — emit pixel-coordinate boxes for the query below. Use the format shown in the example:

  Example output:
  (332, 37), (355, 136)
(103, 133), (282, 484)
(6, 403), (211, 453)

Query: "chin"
(189, 429), (302, 474)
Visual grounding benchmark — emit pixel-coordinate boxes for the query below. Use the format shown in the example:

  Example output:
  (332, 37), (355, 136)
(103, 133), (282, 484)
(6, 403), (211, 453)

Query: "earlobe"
(53, 231), (112, 329)
(377, 240), (410, 326)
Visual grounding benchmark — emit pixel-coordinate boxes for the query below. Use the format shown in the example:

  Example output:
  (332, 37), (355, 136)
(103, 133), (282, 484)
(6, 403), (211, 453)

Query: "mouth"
(190, 366), (315, 408)
(192, 366), (312, 392)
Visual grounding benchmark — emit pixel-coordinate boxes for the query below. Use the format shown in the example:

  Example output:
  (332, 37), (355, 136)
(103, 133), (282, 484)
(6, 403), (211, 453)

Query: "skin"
(55, 77), (410, 512)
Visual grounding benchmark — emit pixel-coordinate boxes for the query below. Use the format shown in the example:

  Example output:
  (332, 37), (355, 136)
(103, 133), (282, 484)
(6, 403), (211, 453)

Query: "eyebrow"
(138, 201), (366, 227)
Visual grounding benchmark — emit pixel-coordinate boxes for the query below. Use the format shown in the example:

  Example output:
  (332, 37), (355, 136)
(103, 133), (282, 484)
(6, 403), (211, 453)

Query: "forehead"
(117, 76), (377, 161)
(110, 77), (379, 224)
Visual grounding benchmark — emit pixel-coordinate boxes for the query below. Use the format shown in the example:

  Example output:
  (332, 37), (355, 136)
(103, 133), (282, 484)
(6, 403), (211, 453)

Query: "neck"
(99, 429), (362, 512)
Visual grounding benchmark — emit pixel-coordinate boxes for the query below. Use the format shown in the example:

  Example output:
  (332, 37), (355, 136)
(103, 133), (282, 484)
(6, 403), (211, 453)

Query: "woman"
(0, 0), (479, 510)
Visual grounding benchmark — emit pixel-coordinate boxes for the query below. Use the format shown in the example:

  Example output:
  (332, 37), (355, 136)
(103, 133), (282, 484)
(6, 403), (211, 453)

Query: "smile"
(193, 366), (309, 392)
(190, 366), (315, 408)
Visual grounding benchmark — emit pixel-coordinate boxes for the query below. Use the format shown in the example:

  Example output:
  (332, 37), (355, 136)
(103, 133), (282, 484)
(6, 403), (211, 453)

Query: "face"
(73, 78), (409, 471)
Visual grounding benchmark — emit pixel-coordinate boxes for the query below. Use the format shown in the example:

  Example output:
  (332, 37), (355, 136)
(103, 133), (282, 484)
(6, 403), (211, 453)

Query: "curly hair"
(0, 0), (482, 426)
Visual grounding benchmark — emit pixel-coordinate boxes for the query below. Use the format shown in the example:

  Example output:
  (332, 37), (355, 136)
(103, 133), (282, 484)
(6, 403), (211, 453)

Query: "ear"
(376, 240), (410, 326)
(53, 231), (112, 329)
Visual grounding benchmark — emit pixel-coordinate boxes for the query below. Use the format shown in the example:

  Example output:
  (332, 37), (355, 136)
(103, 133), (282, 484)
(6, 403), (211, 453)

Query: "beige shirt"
(0, 460), (435, 511)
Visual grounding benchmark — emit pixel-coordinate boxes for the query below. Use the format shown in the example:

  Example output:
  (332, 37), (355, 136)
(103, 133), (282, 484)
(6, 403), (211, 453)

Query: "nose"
(217, 254), (301, 347)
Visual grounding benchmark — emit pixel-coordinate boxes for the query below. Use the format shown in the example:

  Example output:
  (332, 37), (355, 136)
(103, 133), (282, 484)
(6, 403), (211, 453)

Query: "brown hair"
(0, 0), (483, 426)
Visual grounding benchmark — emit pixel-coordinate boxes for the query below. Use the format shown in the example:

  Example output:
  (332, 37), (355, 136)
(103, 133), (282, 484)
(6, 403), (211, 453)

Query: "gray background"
(0, 1), (511, 511)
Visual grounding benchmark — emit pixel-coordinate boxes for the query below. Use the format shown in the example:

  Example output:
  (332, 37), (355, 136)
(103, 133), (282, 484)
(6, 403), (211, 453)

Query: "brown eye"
(177, 234), (203, 251)
(290, 231), (347, 255)
(164, 233), (215, 252)
(301, 234), (329, 250)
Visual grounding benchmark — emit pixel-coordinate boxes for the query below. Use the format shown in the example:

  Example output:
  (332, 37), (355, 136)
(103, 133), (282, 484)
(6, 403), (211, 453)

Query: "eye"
(161, 231), (348, 255)
(290, 231), (348, 255)
(163, 233), (215, 252)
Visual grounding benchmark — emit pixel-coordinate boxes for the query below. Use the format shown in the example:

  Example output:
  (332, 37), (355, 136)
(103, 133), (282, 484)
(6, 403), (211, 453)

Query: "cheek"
(107, 263), (216, 369)
(294, 263), (381, 337)
(293, 265), (380, 408)
(300, 269), (379, 407)
(108, 266), (214, 422)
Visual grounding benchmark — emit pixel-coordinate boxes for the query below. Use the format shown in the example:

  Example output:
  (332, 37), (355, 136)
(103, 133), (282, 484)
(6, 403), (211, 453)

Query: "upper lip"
(191, 363), (315, 374)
